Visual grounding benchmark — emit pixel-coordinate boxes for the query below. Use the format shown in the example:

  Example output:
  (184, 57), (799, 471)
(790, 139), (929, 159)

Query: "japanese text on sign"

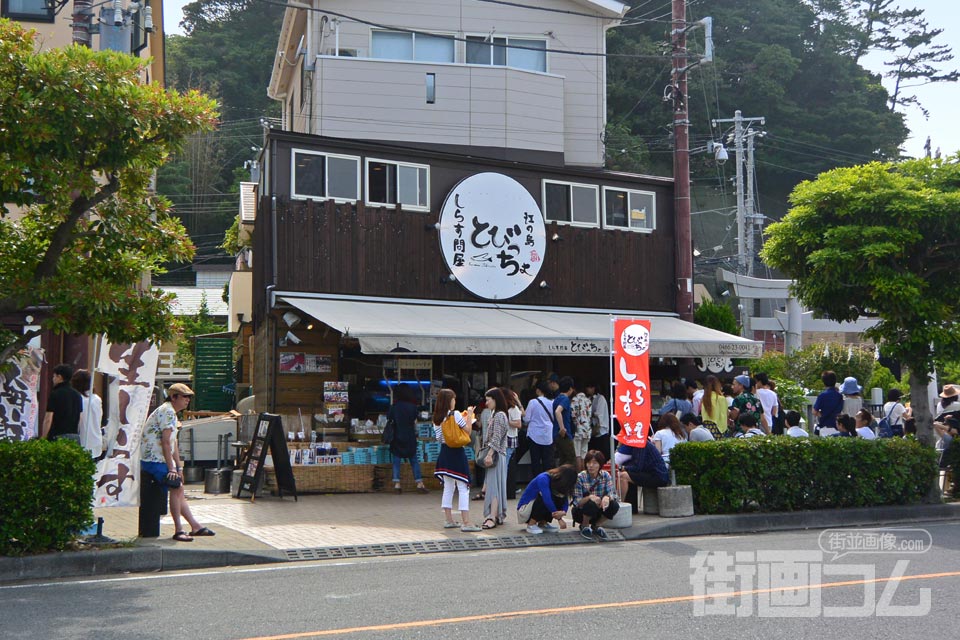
(613, 319), (651, 448)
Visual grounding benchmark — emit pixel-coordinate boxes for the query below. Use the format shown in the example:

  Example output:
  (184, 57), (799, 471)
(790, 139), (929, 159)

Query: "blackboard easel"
(235, 413), (297, 502)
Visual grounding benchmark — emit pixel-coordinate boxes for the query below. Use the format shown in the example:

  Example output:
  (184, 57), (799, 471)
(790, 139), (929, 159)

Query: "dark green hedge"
(671, 436), (938, 514)
(0, 439), (96, 556)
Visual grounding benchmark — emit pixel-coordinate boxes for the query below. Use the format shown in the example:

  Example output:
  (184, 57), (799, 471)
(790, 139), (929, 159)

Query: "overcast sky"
(162, 0), (958, 157)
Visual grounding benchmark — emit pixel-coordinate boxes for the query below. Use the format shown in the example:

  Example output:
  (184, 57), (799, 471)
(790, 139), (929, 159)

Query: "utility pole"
(72, 0), (93, 47)
(671, 0), (693, 322)
(745, 130), (755, 276)
(712, 110), (764, 337)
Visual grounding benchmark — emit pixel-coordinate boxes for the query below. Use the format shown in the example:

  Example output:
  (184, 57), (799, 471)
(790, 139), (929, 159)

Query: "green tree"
(848, 0), (958, 115)
(761, 156), (960, 501)
(784, 342), (876, 392)
(694, 299), (739, 336)
(0, 19), (217, 365)
(174, 293), (224, 370)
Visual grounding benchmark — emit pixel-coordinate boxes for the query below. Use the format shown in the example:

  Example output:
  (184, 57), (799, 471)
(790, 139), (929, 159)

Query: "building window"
(542, 180), (598, 226)
(602, 187), (656, 232)
(465, 36), (546, 72)
(366, 159), (429, 210)
(291, 150), (360, 202)
(2, 0), (54, 21)
(371, 30), (455, 63)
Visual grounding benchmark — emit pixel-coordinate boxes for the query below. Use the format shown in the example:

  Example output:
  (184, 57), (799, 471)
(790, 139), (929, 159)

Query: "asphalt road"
(2, 522), (959, 640)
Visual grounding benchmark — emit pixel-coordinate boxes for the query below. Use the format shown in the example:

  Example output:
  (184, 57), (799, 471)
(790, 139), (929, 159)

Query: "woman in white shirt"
(881, 389), (906, 437)
(651, 413), (687, 467)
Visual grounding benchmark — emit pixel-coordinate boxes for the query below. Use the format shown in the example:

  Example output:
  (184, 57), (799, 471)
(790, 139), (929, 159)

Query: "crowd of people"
(413, 370), (960, 537)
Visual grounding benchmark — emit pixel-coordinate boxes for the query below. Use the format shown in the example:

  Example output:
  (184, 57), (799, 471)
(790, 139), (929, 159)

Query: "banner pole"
(609, 316), (616, 487)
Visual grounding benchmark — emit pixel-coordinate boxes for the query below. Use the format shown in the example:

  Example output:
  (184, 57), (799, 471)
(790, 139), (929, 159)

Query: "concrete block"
(605, 501), (633, 529)
(658, 485), (694, 518)
(642, 486), (660, 515)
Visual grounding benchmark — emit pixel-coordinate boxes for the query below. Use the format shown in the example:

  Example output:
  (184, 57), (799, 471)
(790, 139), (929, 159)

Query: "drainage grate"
(283, 529), (625, 562)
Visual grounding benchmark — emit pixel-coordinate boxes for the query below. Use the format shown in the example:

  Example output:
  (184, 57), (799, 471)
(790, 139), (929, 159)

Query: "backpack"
(440, 413), (472, 448)
(877, 402), (899, 438)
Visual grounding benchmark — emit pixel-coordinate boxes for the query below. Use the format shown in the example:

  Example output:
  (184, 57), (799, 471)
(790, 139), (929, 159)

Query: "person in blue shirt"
(614, 439), (669, 503)
(813, 370), (844, 437)
(517, 465), (577, 535)
(553, 376), (577, 467)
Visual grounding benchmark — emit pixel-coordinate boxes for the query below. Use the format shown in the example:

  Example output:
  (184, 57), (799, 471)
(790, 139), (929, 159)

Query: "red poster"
(613, 319), (652, 447)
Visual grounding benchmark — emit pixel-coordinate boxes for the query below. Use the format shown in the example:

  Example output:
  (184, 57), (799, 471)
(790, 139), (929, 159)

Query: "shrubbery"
(671, 436), (938, 514)
(0, 439), (96, 556)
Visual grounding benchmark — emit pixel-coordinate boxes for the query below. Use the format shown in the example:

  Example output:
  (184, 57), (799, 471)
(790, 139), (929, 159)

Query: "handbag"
(517, 499), (535, 524)
(441, 413), (472, 448)
(476, 445), (499, 468)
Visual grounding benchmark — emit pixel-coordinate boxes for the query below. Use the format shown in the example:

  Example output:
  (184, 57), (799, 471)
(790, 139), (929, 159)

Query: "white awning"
(280, 297), (762, 358)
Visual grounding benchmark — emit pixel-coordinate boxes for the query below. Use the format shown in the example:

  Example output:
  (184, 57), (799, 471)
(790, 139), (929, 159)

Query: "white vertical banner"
(0, 347), (44, 441)
(94, 341), (160, 507)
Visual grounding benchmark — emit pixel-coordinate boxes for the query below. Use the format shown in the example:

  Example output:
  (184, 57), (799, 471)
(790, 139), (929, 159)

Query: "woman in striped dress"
(481, 388), (510, 529)
(433, 388), (481, 532)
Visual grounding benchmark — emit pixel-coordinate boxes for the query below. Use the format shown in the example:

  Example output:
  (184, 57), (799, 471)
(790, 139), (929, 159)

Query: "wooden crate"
(264, 464), (375, 494)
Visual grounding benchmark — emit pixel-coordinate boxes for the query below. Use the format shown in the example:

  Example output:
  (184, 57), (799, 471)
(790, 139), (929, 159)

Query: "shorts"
(573, 434), (590, 458)
(141, 461), (171, 493)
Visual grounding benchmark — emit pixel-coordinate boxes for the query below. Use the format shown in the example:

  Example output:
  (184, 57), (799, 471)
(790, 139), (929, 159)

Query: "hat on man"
(840, 377), (862, 395)
(939, 384), (960, 399)
(167, 383), (195, 398)
(734, 375), (751, 389)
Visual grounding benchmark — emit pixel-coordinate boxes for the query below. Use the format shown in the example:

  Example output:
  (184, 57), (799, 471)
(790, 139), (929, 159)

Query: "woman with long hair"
(432, 389), (480, 531)
(699, 375), (727, 439)
(388, 383), (428, 494)
(651, 413), (687, 467)
(517, 464), (577, 534)
(481, 388), (510, 529)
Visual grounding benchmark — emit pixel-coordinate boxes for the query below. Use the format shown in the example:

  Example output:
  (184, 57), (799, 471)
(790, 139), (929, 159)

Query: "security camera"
(284, 330), (302, 345)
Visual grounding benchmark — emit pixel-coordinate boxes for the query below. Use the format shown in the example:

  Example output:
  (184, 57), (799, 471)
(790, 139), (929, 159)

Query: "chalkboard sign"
(235, 413), (297, 501)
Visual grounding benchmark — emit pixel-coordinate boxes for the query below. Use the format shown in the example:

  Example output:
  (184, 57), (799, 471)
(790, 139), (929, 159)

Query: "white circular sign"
(438, 173), (546, 300)
(620, 323), (650, 356)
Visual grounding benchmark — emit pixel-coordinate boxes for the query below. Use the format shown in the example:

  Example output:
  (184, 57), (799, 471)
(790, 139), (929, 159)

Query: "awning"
(279, 297), (762, 358)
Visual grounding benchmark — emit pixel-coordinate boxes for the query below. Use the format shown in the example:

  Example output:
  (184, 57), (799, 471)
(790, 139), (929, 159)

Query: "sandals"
(472, 492), (485, 501)
(172, 531), (193, 542)
(443, 521), (461, 529)
(189, 527), (215, 537)
(481, 518), (497, 530)
(416, 484), (430, 494)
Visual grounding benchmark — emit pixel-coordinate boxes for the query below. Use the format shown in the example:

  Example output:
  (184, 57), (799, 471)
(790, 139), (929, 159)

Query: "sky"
(161, 0), (958, 158)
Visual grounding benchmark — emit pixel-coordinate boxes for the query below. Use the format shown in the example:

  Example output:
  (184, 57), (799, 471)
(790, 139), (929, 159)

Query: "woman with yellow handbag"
(433, 388), (481, 532)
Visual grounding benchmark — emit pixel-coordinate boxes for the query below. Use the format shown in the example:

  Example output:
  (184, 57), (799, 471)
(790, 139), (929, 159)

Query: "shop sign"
(94, 340), (159, 508)
(0, 347), (43, 441)
(613, 319), (651, 448)
(438, 172), (546, 300)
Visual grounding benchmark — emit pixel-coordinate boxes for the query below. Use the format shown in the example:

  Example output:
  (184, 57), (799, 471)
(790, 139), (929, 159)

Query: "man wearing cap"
(140, 383), (214, 542)
(728, 375), (764, 433)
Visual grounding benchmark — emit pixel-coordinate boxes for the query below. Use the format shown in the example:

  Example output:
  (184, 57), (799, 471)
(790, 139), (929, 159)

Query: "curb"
(622, 503), (960, 541)
(0, 546), (286, 583)
(3, 503), (957, 583)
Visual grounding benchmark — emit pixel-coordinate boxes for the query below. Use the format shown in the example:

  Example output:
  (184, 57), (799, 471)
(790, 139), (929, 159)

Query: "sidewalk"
(2, 484), (958, 583)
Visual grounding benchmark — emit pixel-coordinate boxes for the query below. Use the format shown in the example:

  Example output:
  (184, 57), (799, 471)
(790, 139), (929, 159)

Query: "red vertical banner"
(613, 319), (652, 447)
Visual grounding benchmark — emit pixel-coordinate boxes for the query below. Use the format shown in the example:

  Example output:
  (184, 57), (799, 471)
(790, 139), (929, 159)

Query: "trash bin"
(138, 469), (168, 538)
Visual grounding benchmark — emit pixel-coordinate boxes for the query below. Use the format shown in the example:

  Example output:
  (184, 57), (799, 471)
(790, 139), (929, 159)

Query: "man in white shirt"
(688, 379), (704, 415)
(784, 410), (809, 438)
(680, 413), (715, 442)
(754, 372), (779, 435)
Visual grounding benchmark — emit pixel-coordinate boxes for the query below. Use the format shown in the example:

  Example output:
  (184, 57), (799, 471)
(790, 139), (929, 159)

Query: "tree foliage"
(761, 156), (960, 467)
(0, 19), (217, 364)
(694, 299), (740, 336)
(158, 0), (282, 253)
